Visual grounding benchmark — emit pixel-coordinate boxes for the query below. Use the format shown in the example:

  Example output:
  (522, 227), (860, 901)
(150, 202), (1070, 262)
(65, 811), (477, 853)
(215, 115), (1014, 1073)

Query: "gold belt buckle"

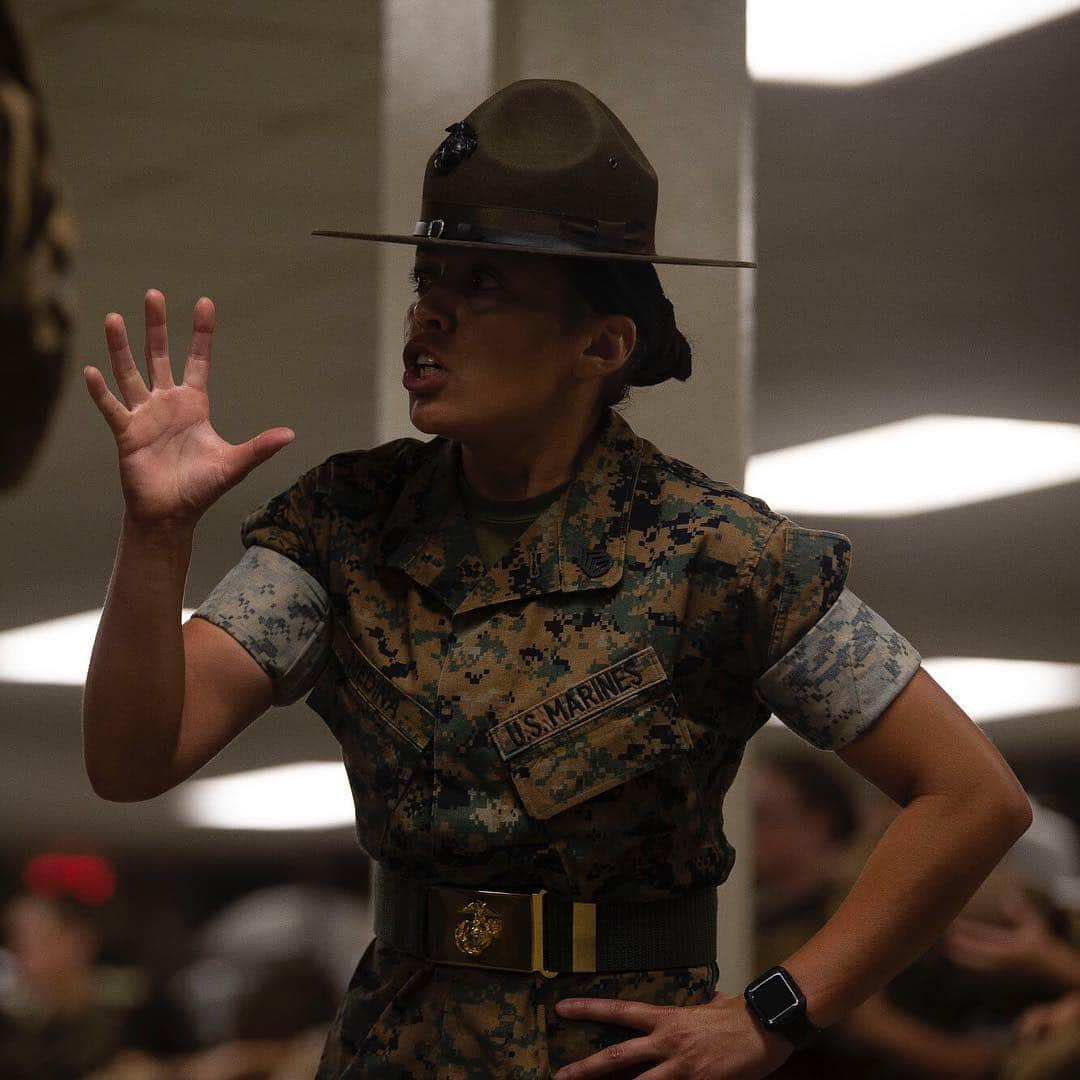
(427, 886), (594, 977)
(530, 890), (558, 978)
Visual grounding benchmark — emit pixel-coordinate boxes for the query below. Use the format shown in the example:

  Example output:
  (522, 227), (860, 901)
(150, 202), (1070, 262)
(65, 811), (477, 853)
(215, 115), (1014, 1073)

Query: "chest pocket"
(488, 646), (692, 820)
(308, 620), (434, 856)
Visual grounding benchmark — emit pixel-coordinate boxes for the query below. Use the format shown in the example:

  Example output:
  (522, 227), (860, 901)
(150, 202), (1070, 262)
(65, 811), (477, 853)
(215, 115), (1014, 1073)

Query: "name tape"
(333, 622), (432, 750)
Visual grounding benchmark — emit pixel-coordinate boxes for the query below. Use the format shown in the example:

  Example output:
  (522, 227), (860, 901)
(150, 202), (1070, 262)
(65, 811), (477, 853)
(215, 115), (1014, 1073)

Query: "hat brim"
(311, 229), (755, 269)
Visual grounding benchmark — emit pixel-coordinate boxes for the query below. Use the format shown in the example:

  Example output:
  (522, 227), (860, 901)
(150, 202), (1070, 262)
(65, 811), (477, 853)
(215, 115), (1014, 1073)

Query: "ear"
(575, 314), (636, 381)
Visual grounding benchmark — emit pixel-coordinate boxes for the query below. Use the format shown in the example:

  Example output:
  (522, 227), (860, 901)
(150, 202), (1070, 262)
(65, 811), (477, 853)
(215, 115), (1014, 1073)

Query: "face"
(3, 896), (96, 986)
(402, 246), (598, 443)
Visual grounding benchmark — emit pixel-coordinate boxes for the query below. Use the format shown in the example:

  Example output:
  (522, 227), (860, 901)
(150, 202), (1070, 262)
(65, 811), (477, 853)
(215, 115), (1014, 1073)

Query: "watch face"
(752, 971), (800, 1024)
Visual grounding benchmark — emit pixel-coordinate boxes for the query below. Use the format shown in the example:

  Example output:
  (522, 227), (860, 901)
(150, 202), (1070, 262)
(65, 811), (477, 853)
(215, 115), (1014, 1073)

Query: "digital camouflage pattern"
(756, 586), (921, 750)
(195, 545), (331, 705)
(199, 408), (920, 1076)
(316, 939), (718, 1078)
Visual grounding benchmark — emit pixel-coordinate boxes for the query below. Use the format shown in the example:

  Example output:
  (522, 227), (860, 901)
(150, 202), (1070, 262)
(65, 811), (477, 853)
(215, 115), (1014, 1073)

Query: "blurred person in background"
(1002, 989), (1080, 1080)
(0, 853), (189, 1079)
(751, 751), (903, 1079)
(152, 882), (368, 1079)
(95, 955), (341, 1080)
(0, 1), (74, 491)
(942, 804), (1080, 1080)
(753, 750), (859, 979)
(753, 755), (1053, 1079)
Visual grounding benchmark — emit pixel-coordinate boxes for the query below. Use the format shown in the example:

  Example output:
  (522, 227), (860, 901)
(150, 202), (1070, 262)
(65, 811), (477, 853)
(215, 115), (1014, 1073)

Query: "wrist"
(121, 511), (197, 551)
(744, 965), (821, 1049)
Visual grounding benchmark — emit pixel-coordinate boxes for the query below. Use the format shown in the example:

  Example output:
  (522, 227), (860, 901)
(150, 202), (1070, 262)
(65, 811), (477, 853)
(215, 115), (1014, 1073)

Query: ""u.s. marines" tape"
(489, 646), (667, 761)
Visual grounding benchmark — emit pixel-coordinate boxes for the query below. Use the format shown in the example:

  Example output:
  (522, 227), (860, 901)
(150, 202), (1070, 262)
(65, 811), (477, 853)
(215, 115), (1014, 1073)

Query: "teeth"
(416, 354), (438, 369)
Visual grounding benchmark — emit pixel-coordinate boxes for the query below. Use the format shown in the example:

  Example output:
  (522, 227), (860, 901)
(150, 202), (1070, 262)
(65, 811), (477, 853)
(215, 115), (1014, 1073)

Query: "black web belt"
(373, 863), (718, 975)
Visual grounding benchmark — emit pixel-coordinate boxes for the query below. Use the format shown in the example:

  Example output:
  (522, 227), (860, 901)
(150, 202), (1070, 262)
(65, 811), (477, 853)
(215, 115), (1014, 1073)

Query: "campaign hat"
(313, 78), (753, 269)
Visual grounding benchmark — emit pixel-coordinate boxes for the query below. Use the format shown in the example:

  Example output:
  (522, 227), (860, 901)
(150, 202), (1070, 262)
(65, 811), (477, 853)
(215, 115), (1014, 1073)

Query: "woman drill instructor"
(82, 80), (1032, 1078)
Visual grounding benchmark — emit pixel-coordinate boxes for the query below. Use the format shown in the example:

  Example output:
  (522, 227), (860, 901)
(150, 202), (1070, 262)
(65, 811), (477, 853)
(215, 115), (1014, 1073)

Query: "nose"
(407, 284), (455, 336)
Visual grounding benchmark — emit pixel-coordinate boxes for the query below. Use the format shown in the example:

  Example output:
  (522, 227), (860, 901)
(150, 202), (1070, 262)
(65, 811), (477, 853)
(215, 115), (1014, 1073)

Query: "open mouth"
(413, 353), (442, 374)
(403, 351), (448, 392)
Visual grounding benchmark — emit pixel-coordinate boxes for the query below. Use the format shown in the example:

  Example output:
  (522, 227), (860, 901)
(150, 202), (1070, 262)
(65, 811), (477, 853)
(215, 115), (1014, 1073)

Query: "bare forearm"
(784, 791), (1030, 1028)
(82, 514), (194, 800)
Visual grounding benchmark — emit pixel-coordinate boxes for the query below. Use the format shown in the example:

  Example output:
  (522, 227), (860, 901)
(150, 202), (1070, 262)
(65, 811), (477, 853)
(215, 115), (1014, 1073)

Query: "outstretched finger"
(223, 426), (295, 485)
(183, 296), (215, 391)
(144, 288), (175, 389)
(104, 312), (149, 407)
(83, 365), (130, 436)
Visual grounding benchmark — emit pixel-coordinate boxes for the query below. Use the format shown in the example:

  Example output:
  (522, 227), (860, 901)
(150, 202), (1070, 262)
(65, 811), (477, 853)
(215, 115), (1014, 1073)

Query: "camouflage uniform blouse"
(194, 408), (920, 1078)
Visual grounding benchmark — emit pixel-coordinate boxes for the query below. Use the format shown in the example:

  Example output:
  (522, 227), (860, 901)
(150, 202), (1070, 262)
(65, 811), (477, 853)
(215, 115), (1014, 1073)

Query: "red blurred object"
(22, 853), (116, 905)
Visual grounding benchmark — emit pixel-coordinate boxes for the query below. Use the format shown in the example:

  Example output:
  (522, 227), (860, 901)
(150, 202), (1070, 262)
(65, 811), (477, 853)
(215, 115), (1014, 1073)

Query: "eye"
(470, 267), (501, 291)
(409, 267), (435, 295)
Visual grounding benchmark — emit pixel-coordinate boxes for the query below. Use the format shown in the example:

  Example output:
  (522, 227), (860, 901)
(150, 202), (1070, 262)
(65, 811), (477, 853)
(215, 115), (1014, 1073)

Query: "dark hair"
(558, 257), (692, 408)
(762, 752), (860, 847)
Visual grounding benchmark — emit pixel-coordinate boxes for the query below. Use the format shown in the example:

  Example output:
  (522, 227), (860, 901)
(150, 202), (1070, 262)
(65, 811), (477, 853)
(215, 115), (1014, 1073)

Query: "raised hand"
(84, 289), (294, 530)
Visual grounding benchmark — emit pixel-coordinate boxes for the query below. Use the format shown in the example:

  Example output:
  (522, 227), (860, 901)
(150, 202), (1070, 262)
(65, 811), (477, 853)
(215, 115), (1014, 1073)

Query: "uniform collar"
(376, 409), (644, 615)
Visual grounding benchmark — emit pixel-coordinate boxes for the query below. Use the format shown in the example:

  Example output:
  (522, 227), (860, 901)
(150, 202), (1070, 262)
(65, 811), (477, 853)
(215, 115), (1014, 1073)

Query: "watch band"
(743, 965), (819, 1049)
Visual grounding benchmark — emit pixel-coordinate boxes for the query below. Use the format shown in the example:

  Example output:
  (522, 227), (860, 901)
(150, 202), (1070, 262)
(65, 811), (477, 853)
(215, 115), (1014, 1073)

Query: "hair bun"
(628, 297), (691, 386)
(559, 257), (693, 403)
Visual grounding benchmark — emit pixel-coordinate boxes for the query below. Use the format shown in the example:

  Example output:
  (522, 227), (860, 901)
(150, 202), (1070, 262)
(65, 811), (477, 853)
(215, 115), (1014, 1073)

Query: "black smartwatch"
(743, 966), (819, 1049)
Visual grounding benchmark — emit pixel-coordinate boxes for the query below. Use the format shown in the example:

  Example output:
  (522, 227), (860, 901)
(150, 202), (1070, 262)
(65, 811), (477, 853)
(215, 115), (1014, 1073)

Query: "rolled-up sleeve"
(192, 545), (331, 705)
(754, 586), (921, 749)
(748, 520), (921, 749)
(191, 464), (332, 705)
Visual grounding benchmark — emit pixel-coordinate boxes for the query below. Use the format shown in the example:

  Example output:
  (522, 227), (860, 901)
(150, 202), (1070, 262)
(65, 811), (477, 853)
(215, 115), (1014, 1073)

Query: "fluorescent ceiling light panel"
(744, 415), (1080, 518)
(921, 657), (1080, 722)
(0, 608), (195, 685)
(747, 1), (1080, 86)
(175, 762), (354, 831)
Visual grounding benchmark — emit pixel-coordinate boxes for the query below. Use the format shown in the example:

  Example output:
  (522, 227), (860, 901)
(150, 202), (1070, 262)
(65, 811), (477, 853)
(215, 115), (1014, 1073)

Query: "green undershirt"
(457, 467), (572, 565)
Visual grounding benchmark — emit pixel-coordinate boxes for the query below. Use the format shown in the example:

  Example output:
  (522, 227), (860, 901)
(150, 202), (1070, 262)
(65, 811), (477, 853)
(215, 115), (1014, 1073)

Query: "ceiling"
(2, 2), (1077, 859)
(753, 10), (1080, 805)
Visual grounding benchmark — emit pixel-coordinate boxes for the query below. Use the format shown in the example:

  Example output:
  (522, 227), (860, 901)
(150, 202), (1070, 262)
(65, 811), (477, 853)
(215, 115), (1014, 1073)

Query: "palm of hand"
(116, 385), (228, 524)
(85, 289), (293, 528)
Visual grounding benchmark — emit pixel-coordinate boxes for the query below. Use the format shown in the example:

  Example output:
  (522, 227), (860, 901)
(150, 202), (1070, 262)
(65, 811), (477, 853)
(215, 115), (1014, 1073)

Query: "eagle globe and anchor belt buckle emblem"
(454, 899), (504, 957)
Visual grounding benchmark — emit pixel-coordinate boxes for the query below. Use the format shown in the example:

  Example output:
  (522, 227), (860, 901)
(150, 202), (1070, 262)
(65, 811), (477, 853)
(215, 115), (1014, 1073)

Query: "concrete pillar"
(375, 0), (495, 442)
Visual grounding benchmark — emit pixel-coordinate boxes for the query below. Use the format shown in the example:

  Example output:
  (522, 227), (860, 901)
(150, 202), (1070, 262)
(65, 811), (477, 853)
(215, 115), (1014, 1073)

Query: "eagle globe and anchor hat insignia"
(454, 899), (504, 957)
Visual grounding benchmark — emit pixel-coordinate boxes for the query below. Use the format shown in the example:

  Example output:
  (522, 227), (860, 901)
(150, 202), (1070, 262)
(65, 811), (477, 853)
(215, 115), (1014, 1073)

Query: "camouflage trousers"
(316, 938), (719, 1078)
